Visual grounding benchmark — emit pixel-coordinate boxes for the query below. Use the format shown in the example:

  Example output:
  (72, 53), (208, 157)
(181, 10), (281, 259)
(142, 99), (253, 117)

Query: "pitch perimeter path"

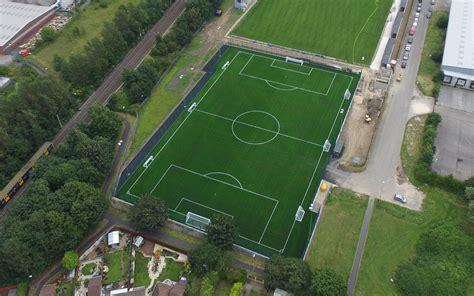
(117, 48), (359, 257)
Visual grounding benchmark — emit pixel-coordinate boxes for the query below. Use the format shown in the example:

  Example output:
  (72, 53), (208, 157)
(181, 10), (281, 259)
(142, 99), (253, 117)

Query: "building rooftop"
(441, 0), (474, 76)
(0, 0), (54, 48)
(39, 284), (56, 296)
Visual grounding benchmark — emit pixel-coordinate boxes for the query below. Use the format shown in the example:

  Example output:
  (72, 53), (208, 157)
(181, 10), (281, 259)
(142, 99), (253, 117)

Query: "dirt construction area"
(337, 69), (388, 171)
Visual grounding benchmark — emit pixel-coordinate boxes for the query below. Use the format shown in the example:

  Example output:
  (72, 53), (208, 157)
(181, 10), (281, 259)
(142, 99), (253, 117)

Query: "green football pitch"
(233, 0), (392, 65)
(117, 47), (359, 257)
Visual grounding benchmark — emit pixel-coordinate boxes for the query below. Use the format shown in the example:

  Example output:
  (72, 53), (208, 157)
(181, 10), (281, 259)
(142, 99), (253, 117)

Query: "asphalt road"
(51, 0), (186, 146)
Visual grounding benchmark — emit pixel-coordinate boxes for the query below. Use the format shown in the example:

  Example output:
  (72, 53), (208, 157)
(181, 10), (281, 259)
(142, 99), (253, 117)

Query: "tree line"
(120, 0), (224, 105)
(0, 66), (79, 189)
(0, 105), (121, 286)
(53, 0), (174, 91)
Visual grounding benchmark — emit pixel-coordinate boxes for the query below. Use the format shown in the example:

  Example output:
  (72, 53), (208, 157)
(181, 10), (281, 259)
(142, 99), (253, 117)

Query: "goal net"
(186, 212), (210, 231)
(295, 206), (305, 222)
(285, 56), (304, 66)
(344, 89), (351, 100)
(323, 139), (331, 152)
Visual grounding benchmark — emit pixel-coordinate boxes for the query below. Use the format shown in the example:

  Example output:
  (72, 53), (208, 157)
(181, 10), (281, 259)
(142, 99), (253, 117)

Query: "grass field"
(30, 0), (139, 69)
(133, 252), (151, 288)
(117, 47), (359, 257)
(355, 116), (472, 295)
(305, 188), (367, 281)
(417, 11), (448, 96)
(233, 0), (392, 65)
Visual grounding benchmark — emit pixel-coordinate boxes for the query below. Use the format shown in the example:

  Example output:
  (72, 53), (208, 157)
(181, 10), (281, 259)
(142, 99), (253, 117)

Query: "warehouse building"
(441, 0), (474, 90)
(0, 0), (58, 54)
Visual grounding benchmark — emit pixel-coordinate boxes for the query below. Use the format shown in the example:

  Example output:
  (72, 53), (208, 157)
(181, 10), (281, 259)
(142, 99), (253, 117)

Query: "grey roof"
(441, 0), (474, 78)
(0, 0), (53, 48)
(381, 38), (395, 66)
(391, 11), (404, 36)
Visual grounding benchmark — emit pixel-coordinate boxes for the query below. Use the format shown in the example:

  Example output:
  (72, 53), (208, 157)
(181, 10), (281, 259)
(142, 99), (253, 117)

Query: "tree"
(40, 27), (55, 42)
(128, 194), (167, 231)
(206, 214), (238, 249)
(188, 243), (223, 277)
(62, 251), (79, 270)
(264, 255), (312, 294)
(436, 14), (449, 29)
(86, 105), (121, 140)
(229, 282), (243, 296)
(311, 269), (346, 296)
(465, 187), (474, 200)
(199, 276), (214, 296)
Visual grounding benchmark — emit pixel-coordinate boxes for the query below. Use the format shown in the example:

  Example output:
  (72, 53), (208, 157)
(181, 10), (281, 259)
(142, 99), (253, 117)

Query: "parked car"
(407, 36), (414, 44)
(401, 61), (407, 68)
(417, 6), (422, 12)
(430, 0), (435, 5)
(405, 44), (412, 51)
(414, 17), (419, 22)
(413, 21), (418, 27)
(426, 11), (432, 18)
(403, 51), (410, 60)
(428, 5), (433, 12)
(409, 26), (416, 36)
(416, 12), (420, 17)
(394, 194), (407, 203)
(417, 3), (422, 8)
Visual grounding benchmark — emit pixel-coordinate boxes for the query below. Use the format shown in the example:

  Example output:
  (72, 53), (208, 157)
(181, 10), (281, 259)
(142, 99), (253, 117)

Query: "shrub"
(436, 14), (449, 30)
(40, 27), (56, 42)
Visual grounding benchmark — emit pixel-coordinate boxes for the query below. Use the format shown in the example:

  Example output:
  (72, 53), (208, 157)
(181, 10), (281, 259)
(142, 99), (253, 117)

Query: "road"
(51, 0), (186, 146)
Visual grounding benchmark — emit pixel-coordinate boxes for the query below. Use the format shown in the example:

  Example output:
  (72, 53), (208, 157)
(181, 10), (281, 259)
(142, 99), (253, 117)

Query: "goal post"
(295, 206), (305, 222)
(344, 89), (351, 100)
(323, 139), (331, 152)
(185, 212), (211, 231)
(285, 56), (304, 66)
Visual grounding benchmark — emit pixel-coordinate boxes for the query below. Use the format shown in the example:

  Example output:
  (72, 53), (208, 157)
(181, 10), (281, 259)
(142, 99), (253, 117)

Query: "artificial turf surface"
(117, 47), (359, 257)
(233, 0), (392, 65)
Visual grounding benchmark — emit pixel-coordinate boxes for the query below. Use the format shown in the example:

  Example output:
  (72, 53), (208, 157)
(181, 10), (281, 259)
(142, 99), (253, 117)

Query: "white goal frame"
(344, 89), (351, 100)
(295, 206), (305, 222)
(185, 211), (211, 231)
(323, 139), (331, 152)
(285, 56), (304, 66)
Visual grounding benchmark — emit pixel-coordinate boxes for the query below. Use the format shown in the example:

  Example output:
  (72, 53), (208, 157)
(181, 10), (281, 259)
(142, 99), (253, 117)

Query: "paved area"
(348, 197), (374, 296)
(432, 87), (474, 180)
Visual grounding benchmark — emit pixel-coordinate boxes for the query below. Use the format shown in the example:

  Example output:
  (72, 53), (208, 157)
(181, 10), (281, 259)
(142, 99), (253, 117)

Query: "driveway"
(432, 86), (474, 180)
(327, 1), (434, 211)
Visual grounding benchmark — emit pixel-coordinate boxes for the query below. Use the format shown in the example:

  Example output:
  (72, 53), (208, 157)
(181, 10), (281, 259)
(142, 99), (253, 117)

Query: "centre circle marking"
(231, 110), (281, 145)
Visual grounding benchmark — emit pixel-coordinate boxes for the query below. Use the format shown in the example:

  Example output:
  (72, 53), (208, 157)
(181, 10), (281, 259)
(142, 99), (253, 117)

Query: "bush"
(99, 0), (108, 8)
(436, 14), (449, 29)
(40, 27), (56, 42)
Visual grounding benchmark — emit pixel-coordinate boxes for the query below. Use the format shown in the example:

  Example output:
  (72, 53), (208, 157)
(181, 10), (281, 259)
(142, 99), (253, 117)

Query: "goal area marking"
(239, 54), (336, 96)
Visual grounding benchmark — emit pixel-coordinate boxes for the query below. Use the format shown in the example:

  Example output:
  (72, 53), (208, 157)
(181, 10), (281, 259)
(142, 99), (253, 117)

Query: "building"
(87, 277), (103, 296)
(107, 231), (120, 247)
(441, 0), (474, 90)
(234, 0), (251, 10)
(0, 76), (11, 91)
(0, 0), (58, 54)
(39, 284), (56, 296)
(110, 288), (146, 296)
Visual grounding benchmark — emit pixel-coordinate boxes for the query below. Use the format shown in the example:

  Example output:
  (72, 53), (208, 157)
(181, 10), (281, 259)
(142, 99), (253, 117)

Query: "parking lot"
(432, 86), (474, 180)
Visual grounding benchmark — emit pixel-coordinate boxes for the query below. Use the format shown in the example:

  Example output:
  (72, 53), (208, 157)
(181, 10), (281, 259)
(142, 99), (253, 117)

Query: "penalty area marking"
(204, 172), (244, 189)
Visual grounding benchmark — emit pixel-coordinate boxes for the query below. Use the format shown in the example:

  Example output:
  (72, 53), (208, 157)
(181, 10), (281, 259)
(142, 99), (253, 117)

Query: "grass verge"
(157, 258), (183, 282)
(81, 262), (97, 276)
(305, 188), (367, 281)
(103, 249), (130, 285)
(133, 252), (151, 288)
(355, 115), (472, 295)
(417, 11), (448, 97)
(30, 0), (140, 69)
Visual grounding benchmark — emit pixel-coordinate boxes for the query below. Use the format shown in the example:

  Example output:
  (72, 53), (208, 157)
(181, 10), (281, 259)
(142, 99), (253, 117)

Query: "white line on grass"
(204, 172), (244, 188)
(175, 198), (235, 218)
(270, 59), (312, 75)
(195, 108), (324, 148)
(258, 201), (279, 243)
(265, 80), (298, 91)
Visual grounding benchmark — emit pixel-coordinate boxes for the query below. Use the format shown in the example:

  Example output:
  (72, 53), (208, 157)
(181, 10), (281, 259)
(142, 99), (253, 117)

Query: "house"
(39, 284), (56, 296)
(152, 281), (186, 296)
(107, 231), (120, 247)
(87, 276), (103, 296)
(110, 288), (146, 296)
(133, 236), (144, 248)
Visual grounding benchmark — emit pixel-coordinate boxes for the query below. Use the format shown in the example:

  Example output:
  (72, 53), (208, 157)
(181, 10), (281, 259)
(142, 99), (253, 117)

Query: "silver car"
(394, 194), (407, 203)
(403, 52), (410, 60)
